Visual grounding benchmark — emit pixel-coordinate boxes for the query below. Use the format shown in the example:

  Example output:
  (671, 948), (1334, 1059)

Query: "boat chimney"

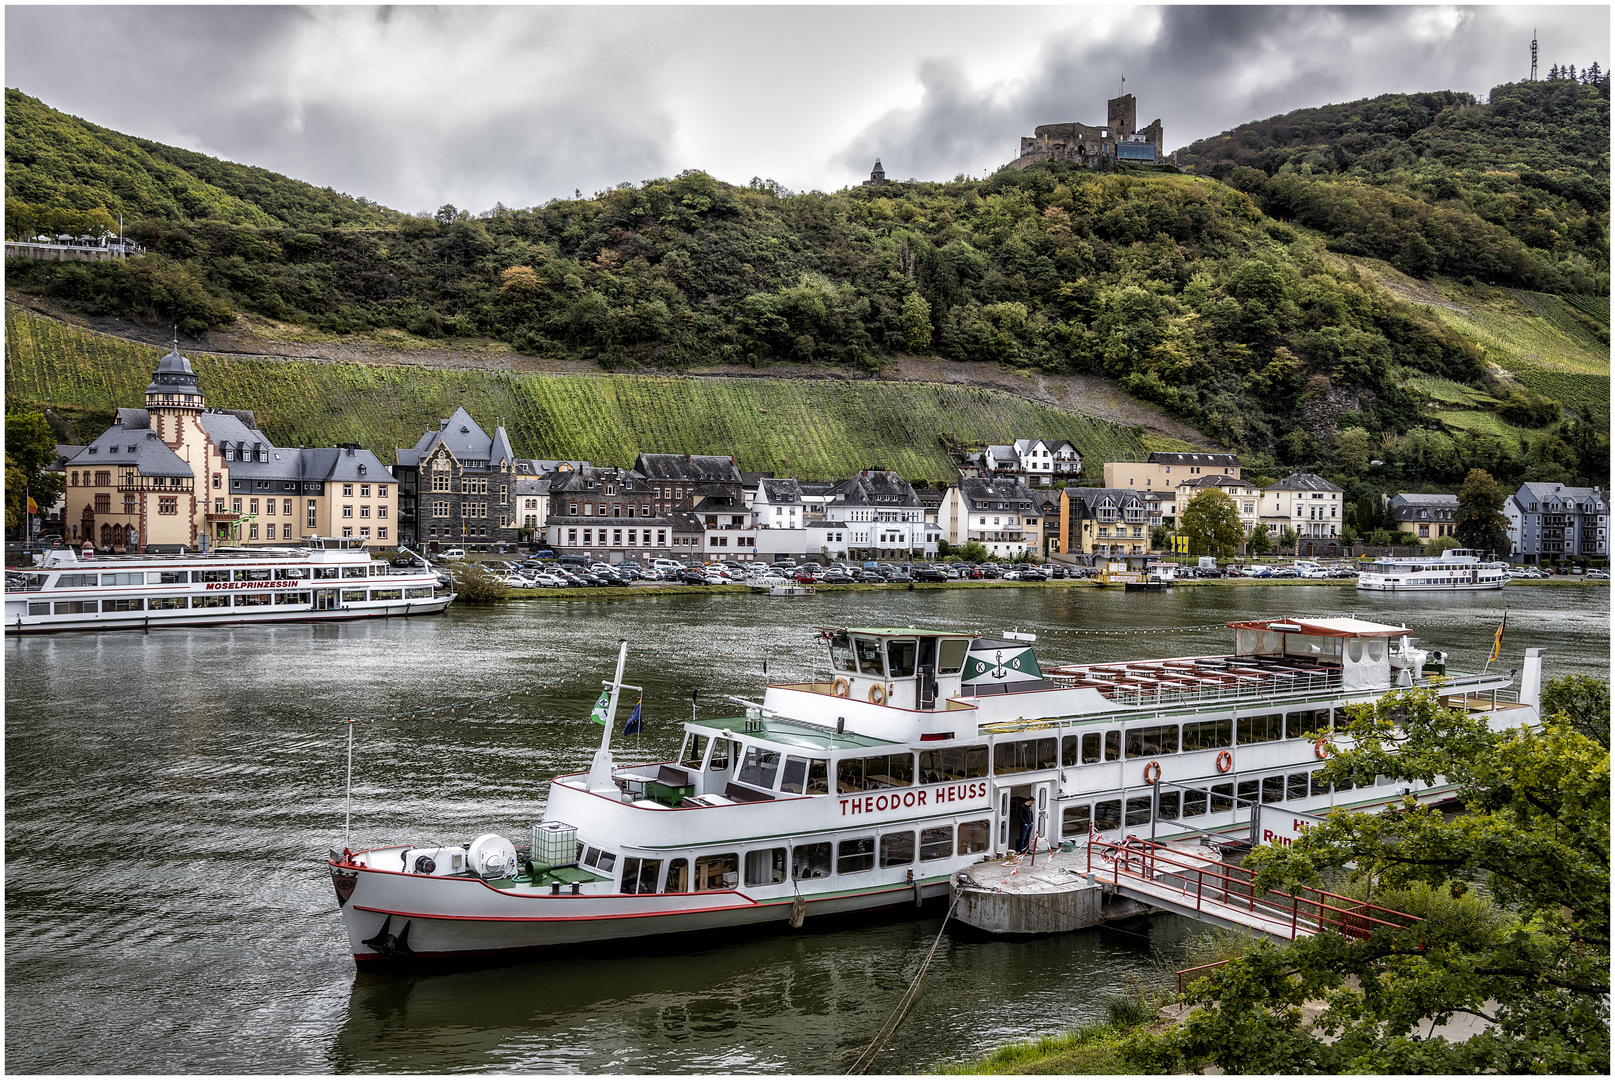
(1520, 648), (1545, 715)
(836, 716), (845, 735)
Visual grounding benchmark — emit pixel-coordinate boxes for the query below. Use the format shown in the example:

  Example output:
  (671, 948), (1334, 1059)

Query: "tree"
(1455, 468), (1511, 554)
(900, 292), (932, 352)
(1333, 427), (1374, 476)
(5, 409), (63, 533)
(1541, 675), (1610, 750)
(1249, 522), (1272, 555)
(1125, 686), (1610, 1074)
(1179, 488), (1245, 558)
(1423, 534), (1462, 556)
(1150, 524), (1173, 552)
(1278, 525), (1299, 556)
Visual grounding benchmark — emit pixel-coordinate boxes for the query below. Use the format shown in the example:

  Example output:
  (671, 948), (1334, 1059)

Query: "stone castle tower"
(863, 159), (888, 186)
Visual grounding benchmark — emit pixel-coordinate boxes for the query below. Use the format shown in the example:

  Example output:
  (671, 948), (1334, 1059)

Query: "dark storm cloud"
(835, 5), (1593, 180)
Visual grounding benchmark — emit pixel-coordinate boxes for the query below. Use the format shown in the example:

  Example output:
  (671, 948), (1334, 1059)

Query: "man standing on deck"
(1014, 797), (1036, 854)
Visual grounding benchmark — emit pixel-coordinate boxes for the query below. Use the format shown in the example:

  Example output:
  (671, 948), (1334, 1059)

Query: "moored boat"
(5, 538), (452, 633)
(328, 616), (1542, 965)
(1356, 549), (1509, 592)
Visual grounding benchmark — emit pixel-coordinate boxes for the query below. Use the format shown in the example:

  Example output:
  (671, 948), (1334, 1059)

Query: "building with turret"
(862, 159), (888, 186)
(1006, 92), (1164, 171)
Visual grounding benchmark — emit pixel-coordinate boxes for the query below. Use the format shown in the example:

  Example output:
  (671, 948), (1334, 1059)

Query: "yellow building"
(1058, 487), (1160, 560)
(1103, 451), (1241, 493)
(62, 348), (396, 552)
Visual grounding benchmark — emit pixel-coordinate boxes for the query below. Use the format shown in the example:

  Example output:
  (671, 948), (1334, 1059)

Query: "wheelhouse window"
(886, 639), (918, 678)
(737, 746), (781, 788)
(853, 636), (885, 677)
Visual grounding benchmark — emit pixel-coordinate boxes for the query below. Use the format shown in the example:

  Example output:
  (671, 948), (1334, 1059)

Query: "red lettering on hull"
(839, 780), (988, 817)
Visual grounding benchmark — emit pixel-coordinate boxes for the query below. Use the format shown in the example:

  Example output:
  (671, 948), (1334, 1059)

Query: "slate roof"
(1266, 472), (1342, 493)
(300, 446), (396, 484)
(1515, 483), (1607, 512)
(1179, 474), (1254, 491)
(68, 424), (192, 478)
(955, 477), (1035, 510)
(144, 348), (202, 398)
(397, 407), (513, 469)
(1064, 487), (1145, 516)
(829, 470), (920, 507)
(1148, 451), (1241, 467)
(633, 453), (743, 484)
(759, 478), (804, 504)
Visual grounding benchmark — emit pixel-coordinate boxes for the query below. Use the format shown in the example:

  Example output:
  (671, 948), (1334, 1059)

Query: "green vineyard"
(5, 305), (1151, 481)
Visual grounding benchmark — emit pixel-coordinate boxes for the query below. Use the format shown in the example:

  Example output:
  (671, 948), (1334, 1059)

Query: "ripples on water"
(5, 585), (1607, 1073)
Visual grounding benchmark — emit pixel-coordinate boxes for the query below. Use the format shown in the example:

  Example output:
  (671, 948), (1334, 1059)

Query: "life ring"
(1315, 739), (1330, 760)
(1142, 760), (1162, 784)
(1215, 750), (1233, 773)
(868, 684), (886, 706)
(832, 677), (850, 698)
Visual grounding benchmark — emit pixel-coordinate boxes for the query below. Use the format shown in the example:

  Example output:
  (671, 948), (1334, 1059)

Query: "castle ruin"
(1005, 93), (1164, 171)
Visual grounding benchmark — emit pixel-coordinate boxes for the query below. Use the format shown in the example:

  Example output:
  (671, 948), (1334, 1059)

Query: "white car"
(441, 548), (466, 560)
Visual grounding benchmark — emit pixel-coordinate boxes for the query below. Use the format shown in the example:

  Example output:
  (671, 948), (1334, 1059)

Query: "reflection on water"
(5, 584), (1606, 1073)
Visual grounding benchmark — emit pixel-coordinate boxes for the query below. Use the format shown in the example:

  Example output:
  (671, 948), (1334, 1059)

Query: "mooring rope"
(847, 888), (963, 1075)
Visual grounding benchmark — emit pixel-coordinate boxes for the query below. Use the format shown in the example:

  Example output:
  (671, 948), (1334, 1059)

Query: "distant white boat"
(1356, 549), (1508, 592)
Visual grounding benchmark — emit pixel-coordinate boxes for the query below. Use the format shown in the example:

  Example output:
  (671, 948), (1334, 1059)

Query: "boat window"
(804, 759), (829, 795)
(1237, 714), (1283, 745)
(993, 737), (1057, 774)
(1287, 710), (1330, 739)
(1124, 725), (1178, 757)
(1310, 772), (1331, 797)
(103, 598), (144, 612)
(1335, 772), (1355, 792)
(780, 756), (807, 794)
(853, 636), (885, 677)
(1158, 791), (1180, 819)
(1210, 784), (1234, 813)
(582, 847), (617, 873)
(235, 568), (274, 582)
(341, 566), (368, 579)
(829, 632), (857, 674)
(956, 820), (991, 855)
(1237, 779), (1260, 806)
(919, 826), (953, 860)
(887, 640), (918, 679)
(792, 842), (831, 880)
(879, 832), (915, 867)
(936, 638), (970, 675)
(744, 848), (787, 886)
(737, 746), (781, 788)
(149, 597), (189, 610)
(693, 853), (738, 891)
(55, 573), (99, 588)
(1104, 732), (1121, 761)
(192, 595), (230, 609)
(273, 568), (305, 580)
(918, 744), (989, 783)
(1181, 789), (1208, 817)
(1060, 804), (1090, 838)
(837, 838), (875, 875)
(1093, 799), (1122, 832)
(1347, 639), (1364, 663)
(663, 858), (688, 893)
(1287, 773), (1310, 800)
(1365, 638), (1386, 662)
(148, 570), (187, 585)
(100, 572), (144, 586)
(709, 738), (731, 771)
(1262, 777), (1284, 804)
(1181, 719), (1232, 751)
(1125, 797), (1152, 827)
(839, 752), (913, 793)
(681, 733), (710, 771)
(621, 857), (661, 894)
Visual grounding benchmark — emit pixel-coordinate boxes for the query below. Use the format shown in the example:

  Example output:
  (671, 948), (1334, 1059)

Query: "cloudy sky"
(6, 5), (1606, 215)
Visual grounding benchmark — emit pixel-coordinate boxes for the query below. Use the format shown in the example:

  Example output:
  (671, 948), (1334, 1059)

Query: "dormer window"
(225, 448), (235, 461)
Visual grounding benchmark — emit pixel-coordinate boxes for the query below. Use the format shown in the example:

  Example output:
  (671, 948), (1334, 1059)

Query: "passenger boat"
(327, 616), (1543, 965)
(1355, 549), (1509, 592)
(4, 538), (452, 633)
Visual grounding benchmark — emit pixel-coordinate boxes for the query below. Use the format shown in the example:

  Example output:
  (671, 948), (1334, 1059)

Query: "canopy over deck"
(1225, 617), (1406, 638)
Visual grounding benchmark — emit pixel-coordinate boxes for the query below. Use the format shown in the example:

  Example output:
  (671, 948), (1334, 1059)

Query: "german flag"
(1488, 611), (1508, 664)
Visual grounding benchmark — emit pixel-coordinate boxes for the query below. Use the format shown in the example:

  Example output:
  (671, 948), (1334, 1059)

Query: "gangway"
(1087, 836), (1420, 942)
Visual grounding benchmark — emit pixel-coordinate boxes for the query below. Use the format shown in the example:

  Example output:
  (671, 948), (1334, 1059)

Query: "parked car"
(820, 569), (854, 585)
(1586, 569), (1609, 580)
(912, 565), (948, 582)
(440, 548), (466, 560)
(390, 554), (423, 568)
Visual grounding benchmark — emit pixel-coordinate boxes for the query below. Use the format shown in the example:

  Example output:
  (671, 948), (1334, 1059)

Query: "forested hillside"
(3, 81), (1607, 485)
(4, 305), (1151, 482)
(1177, 77), (1609, 293)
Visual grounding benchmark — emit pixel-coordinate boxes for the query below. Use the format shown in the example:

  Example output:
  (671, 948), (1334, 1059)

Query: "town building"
(1262, 473), (1344, 554)
(393, 408), (518, 552)
(963, 438), (1082, 486)
(1006, 93), (1164, 171)
(820, 470), (931, 559)
(60, 347), (396, 552)
(940, 478), (1037, 559)
(547, 465), (696, 562)
(1103, 451), (1240, 492)
(1388, 493), (1458, 542)
(1176, 474), (1263, 540)
(1506, 483), (1608, 564)
(1059, 487), (1160, 561)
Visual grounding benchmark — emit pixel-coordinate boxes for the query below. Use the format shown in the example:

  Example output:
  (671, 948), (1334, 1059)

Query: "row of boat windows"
(15, 565), (386, 591)
(1059, 767), (1375, 836)
(589, 821), (995, 894)
(27, 587), (438, 614)
(681, 713), (1338, 795)
(827, 633), (971, 679)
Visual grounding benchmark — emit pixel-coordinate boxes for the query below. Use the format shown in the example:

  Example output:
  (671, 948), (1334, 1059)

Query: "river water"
(5, 583), (1607, 1073)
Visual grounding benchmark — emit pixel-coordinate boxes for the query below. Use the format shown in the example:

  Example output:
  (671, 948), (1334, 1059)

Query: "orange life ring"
(832, 677), (850, 698)
(1215, 750), (1233, 773)
(868, 684), (886, 706)
(1314, 739), (1330, 760)
(1142, 760), (1162, 784)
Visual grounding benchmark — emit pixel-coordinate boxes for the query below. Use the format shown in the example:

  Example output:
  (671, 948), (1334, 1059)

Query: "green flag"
(589, 689), (612, 726)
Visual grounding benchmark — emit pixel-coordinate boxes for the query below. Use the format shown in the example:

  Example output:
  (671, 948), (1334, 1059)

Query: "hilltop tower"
(1530, 28), (1538, 81)
(1107, 94), (1137, 139)
(863, 159), (888, 186)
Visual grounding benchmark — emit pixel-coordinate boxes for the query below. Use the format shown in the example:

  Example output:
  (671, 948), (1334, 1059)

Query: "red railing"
(1087, 836), (1420, 942)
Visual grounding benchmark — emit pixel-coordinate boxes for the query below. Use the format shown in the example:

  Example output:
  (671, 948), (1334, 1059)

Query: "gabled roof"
(633, 453), (742, 484)
(1515, 482), (1607, 510)
(758, 478), (804, 504)
(985, 444), (1019, 463)
(830, 470), (920, 507)
(955, 476), (1034, 509)
(68, 425), (192, 477)
(1148, 451), (1241, 467)
(1266, 472), (1342, 493)
(1064, 487), (1143, 514)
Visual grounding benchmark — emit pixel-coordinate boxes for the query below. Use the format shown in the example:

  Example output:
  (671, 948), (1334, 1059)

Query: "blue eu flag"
(623, 701), (644, 735)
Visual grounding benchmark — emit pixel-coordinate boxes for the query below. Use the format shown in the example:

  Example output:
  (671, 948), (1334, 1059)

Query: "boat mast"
(585, 640), (629, 791)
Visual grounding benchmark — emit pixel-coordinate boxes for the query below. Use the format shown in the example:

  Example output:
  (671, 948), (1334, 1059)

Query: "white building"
(819, 470), (932, 558)
(1261, 473), (1343, 545)
(940, 477), (1036, 558)
(1507, 482), (1608, 564)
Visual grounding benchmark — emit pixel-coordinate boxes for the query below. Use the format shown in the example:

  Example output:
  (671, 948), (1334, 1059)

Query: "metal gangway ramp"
(1086, 837), (1420, 942)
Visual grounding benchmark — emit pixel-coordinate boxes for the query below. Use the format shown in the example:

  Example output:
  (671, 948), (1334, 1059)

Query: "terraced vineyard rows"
(5, 306), (1148, 480)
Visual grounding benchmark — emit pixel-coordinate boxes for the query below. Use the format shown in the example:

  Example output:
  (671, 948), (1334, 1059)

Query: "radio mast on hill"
(1531, 29), (1538, 81)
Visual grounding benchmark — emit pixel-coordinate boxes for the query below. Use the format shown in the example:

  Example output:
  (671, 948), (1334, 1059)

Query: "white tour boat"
(1356, 549), (1509, 592)
(328, 616), (1543, 965)
(4, 538), (452, 633)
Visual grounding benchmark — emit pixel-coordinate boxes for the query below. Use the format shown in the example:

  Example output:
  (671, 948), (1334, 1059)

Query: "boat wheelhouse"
(329, 617), (1542, 965)
(1356, 549), (1508, 592)
(5, 538), (452, 633)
